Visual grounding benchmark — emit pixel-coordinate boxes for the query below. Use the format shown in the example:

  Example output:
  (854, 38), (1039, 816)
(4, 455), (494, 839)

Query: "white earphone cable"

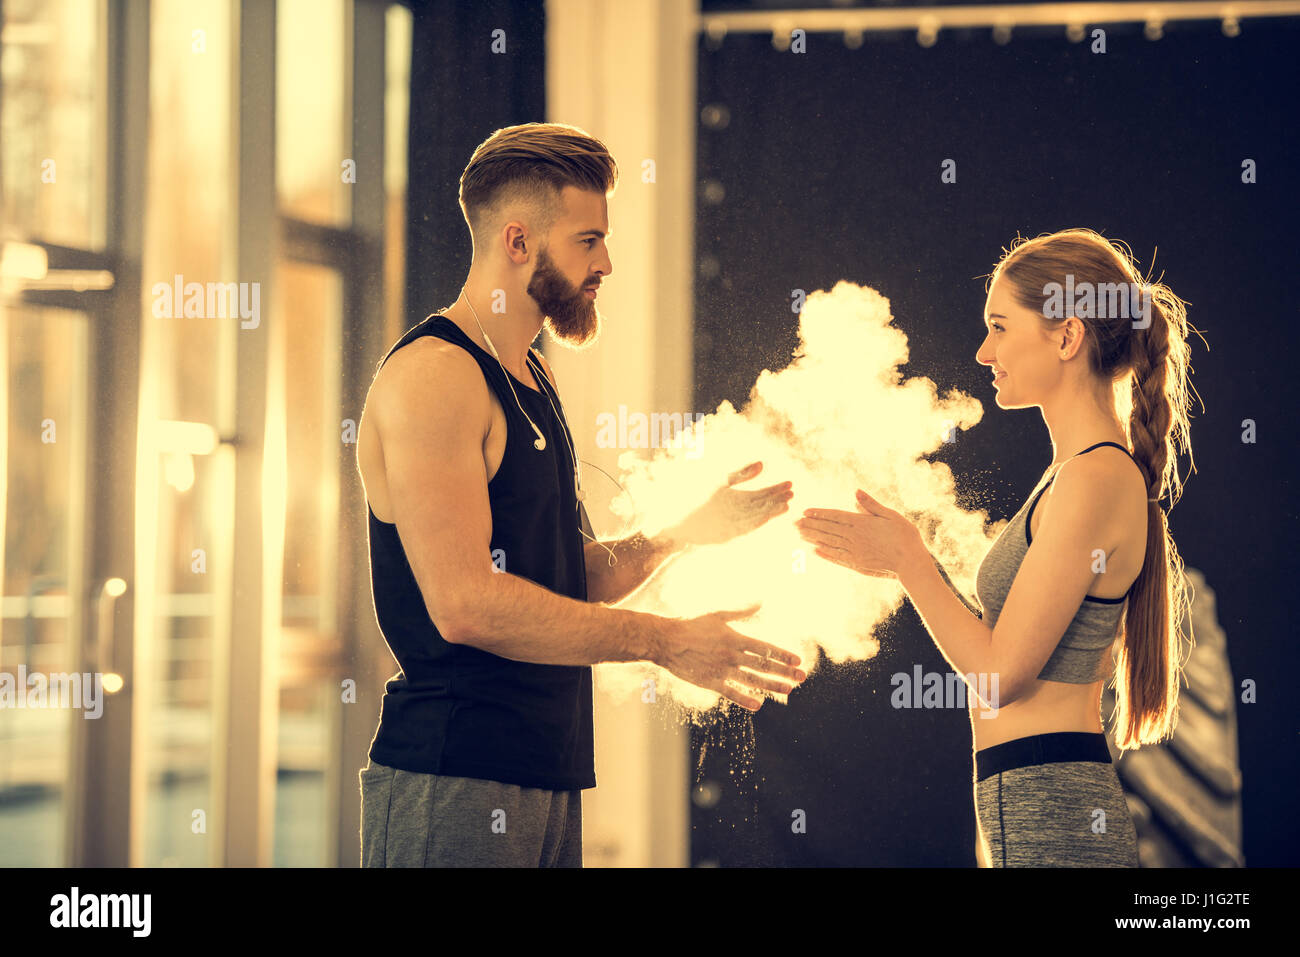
(457, 290), (619, 564)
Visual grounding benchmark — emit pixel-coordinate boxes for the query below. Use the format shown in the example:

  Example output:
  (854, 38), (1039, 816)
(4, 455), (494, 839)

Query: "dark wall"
(691, 17), (1299, 866)
(403, 0), (546, 323)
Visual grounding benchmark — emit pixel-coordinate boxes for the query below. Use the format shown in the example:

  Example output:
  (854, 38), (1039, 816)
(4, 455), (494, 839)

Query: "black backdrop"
(689, 15), (1299, 866)
(403, 0), (546, 320)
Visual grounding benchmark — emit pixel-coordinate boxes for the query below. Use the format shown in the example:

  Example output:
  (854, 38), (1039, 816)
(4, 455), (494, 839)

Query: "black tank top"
(365, 313), (595, 790)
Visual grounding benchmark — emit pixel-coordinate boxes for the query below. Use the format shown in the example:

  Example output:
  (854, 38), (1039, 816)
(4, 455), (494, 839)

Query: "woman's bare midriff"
(969, 676), (1106, 750)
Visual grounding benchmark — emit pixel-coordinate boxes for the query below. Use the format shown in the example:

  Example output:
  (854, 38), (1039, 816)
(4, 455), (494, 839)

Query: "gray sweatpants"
(358, 758), (582, 867)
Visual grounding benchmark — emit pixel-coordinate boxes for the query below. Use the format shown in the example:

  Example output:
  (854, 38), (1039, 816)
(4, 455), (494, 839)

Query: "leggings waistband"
(975, 731), (1112, 782)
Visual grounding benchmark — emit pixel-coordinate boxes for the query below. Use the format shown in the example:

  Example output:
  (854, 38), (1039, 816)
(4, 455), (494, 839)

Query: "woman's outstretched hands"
(795, 488), (925, 579)
(667, 461), (793, 548)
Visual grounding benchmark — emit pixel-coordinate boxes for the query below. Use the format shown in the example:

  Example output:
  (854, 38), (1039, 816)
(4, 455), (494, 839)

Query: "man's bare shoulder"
(370, 336), (490, 430)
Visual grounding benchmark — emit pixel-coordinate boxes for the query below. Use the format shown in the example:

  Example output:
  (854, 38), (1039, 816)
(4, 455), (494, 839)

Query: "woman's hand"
(666, 461), (793, 548)
(795, 488), (926, 578)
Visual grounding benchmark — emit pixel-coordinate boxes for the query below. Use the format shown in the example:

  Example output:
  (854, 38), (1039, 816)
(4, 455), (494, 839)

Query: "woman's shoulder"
(1081, 442), (1145, 486)
(1049, 444), (1148, 526)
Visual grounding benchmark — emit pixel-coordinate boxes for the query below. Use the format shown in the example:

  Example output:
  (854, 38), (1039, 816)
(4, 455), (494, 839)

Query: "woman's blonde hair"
(988, 227), (1207, 750)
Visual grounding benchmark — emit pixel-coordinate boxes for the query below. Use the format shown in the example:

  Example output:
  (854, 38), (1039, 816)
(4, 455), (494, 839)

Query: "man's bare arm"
(375, 341), (805, 709)
(583, 531), (686, 605)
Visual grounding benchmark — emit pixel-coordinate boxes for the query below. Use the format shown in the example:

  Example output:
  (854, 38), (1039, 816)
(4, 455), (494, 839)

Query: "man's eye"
(584, 238), (597, 247)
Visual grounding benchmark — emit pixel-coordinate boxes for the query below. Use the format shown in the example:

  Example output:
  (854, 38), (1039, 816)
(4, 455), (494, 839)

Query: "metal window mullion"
(331, 0), (387, 870)
(74, 0), (149, 869)
(221, 0), (278, 868)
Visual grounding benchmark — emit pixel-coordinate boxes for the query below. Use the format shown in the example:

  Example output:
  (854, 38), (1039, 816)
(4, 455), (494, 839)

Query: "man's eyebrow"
(575, 229), (611, 239)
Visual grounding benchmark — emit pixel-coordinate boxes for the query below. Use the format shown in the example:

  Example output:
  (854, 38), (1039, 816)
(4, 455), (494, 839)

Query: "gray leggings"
(358, 758), (582, 867)
(974, 732), (1139, 867)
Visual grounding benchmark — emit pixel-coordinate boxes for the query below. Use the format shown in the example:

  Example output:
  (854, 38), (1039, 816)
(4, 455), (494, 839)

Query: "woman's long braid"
(1114, 280), (1198, 747)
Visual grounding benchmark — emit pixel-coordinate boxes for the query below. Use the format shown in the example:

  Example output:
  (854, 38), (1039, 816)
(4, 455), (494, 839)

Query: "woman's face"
(976, 276), (1059, 409)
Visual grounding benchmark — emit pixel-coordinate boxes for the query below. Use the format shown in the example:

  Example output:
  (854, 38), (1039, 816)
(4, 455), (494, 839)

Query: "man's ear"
(501, 222), (530, 264)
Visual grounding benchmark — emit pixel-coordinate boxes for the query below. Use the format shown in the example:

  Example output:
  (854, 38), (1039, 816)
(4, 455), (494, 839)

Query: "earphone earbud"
(533, 435), (546, 451)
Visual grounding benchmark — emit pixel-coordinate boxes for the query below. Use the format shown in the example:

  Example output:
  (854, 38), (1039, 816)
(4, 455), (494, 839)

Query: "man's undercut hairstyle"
(459, 122), (618, 253)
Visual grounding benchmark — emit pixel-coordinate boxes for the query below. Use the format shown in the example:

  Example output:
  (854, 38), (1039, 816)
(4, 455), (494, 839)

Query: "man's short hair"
(459, 122), (619, 251)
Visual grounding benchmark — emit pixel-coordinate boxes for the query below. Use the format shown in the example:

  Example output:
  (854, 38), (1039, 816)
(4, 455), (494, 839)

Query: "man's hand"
(666, 461), (793, 548)
(650, 604), (806, 711)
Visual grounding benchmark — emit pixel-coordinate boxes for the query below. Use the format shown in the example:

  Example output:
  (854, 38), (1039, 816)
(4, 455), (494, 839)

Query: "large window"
(0, 0), (105, 867)
(0, 0), (105, 250)
(0, 0), (410, 867)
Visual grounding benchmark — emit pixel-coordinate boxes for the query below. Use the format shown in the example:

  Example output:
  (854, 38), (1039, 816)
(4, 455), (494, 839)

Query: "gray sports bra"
(973, 441), (1141, 684)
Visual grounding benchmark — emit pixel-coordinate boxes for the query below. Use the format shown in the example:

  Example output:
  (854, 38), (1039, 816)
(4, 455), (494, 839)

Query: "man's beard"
(527, 245), (601, 349)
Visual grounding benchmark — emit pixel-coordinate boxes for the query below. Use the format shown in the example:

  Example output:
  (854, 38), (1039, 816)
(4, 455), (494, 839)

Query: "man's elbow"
(428, 595), (476, 644)
(436, 613), (467, 643)
(427, 571), (496, 643)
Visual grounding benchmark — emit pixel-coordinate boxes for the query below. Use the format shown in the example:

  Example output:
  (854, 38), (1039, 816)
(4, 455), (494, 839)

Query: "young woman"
(796, 228), (1200, 866)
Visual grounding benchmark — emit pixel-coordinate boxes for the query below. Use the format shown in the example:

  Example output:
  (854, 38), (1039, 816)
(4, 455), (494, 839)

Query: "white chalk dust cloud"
(595, 281), (1002, 714)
